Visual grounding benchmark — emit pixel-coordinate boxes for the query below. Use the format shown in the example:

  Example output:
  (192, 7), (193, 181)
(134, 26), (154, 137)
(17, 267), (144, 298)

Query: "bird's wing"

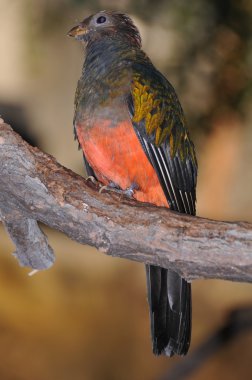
(128, 63), (197, 215)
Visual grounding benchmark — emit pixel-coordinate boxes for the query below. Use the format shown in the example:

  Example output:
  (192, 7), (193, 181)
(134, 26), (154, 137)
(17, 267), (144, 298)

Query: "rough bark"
(0, 120), (251, 282)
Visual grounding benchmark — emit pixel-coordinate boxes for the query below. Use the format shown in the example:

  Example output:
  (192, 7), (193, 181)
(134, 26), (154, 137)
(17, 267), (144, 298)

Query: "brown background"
(0, 1), (252, 379)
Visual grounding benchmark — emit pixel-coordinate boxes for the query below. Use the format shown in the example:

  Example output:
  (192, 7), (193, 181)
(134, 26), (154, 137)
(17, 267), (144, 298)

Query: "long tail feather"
(146, 265), (191, 356)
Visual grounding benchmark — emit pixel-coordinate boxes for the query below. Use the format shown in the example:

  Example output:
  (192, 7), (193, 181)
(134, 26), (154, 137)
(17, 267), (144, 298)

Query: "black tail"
(146, 265), (191, 356)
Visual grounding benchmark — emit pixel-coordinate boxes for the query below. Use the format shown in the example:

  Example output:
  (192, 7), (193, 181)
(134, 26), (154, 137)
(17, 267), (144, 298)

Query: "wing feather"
(129, 65), (197, 215)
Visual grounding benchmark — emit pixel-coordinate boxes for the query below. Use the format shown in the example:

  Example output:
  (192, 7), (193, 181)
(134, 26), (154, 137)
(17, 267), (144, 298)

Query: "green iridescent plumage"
(130, 68), (197, 164)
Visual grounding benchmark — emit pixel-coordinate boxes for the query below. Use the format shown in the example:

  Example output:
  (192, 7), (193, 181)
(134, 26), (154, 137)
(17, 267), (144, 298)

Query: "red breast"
(76, 119), (169, 207)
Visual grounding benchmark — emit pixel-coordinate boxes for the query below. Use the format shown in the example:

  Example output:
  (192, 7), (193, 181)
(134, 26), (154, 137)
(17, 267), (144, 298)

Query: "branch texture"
(0, 120), (251, 282)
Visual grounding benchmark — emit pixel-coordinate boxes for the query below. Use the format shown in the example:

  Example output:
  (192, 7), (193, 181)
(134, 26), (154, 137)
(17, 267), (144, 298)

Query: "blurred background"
(0, 0), (252, 379)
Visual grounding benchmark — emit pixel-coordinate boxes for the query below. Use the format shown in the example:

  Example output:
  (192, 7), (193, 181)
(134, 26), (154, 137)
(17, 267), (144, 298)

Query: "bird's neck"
(78, 37), (149, 113)
(83, 37), (136, 79)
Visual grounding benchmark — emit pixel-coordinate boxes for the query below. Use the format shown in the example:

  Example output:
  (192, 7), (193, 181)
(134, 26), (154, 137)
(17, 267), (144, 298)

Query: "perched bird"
(68, 10), (197, 356)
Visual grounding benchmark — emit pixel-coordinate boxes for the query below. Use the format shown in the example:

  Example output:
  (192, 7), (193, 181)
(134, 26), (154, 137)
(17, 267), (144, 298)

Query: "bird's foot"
(86, 176), (98, 185)
(121, 183), (138, 198)
(99, 182), (138, 198)
(99, 181), (120, 194)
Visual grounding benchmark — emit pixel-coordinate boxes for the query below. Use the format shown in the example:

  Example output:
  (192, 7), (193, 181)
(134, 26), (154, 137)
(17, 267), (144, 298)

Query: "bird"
(68, 10), (197, 356)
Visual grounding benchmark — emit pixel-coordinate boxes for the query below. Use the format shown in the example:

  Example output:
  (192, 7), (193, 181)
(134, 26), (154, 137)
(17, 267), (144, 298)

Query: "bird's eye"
(96, 16), (107, 24)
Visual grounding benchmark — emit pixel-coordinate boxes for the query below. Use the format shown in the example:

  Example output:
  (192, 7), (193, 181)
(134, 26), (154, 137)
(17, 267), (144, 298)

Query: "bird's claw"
(123, 188), (134, 197)
(86, 176), (98, 185)
(99, 181), (120, 194)
(99, 182), (138, 198)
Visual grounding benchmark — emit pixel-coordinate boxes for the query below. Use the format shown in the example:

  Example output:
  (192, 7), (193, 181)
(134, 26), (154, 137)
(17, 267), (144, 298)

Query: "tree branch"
(0, 120), (251, 281)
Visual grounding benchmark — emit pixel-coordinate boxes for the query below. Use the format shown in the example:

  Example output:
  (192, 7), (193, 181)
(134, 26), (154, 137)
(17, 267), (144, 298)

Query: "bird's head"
(67, 10), (141, 49)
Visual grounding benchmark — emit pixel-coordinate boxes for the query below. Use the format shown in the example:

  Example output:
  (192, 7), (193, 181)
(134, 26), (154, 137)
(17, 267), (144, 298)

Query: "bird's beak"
(67, 23), (87, 38)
